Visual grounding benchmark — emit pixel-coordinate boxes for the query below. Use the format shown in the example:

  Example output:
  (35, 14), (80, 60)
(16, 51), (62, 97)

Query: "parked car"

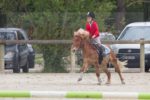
(0, 28), (35, 73)
(100, 32), (116, 41)
(112, 22), (150, 72)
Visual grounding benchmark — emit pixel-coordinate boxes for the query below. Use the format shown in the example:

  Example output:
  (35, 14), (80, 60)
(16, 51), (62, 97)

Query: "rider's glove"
(92, 35), (96, 38)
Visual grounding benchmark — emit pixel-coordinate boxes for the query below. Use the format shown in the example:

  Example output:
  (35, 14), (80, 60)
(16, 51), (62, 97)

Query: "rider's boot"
(95, 44), (104, 64)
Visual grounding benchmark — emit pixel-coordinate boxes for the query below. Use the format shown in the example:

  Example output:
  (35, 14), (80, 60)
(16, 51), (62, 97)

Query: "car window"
(20, 30), (28, 40)
(0, 32), (16, 40)
(19, 44), (27, 51)
(17, 31), (27, 51)
(119, 26), (150, 40)
(100, 33), (115, 41)
(17, 31), (25, 40)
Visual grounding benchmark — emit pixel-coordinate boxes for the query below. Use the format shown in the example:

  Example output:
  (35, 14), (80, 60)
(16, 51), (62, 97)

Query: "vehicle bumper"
(117, 53), (150, 68)
(28, 52), (35, 68)
(145, 53), (150, 68)
(5, 59), (14, 69)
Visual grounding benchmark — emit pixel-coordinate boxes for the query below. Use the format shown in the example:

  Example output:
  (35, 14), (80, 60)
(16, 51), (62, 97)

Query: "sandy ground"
(0, 70), (150, 100)
(0, 73), (150, 92)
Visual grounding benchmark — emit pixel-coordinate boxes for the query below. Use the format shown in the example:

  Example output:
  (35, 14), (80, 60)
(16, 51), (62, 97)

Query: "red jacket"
(86, 20), (99, 38)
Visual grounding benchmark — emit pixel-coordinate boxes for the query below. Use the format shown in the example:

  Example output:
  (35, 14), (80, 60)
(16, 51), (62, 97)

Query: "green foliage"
(1, 0), (145, 72)
(42, 45), (69, 73)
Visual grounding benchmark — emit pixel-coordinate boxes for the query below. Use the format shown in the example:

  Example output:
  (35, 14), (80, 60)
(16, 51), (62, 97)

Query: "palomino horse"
(71, 28), (127, 85)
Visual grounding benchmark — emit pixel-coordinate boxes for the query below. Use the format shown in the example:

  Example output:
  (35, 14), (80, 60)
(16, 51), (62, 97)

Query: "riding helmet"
(87, 12), (95, 19)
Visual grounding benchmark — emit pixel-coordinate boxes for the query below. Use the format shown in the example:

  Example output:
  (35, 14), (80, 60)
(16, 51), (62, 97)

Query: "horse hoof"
(122, 81), (125, 84)
(77, 78), (82, 82)
(105, 82), (111, 85)
(97, 83), (101, 85)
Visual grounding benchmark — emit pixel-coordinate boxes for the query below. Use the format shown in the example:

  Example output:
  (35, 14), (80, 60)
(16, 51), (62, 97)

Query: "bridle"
(73, 32), (91, 51)
(74, 36), (84, 50)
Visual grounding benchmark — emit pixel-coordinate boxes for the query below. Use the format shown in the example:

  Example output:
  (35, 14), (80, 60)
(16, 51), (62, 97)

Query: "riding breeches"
(91, 35), (101, 45)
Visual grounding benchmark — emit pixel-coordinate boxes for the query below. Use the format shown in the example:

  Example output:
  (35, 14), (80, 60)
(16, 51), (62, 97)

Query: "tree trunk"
(0, 9), (7, 27)
(115, 0), (126, 33)
(143, 1), (149, 21)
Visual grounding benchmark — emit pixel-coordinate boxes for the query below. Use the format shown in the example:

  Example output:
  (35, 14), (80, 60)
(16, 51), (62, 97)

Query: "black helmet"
(87, 12), (95, 19)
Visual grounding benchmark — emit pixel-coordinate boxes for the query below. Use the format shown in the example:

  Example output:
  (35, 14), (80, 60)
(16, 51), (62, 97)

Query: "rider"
(85, 11), (104, 64)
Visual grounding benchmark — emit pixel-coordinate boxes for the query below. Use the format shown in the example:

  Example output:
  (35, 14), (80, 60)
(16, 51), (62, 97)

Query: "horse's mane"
(74, 28), (90, 39)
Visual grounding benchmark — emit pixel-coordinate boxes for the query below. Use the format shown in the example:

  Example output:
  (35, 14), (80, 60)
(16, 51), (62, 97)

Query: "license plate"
(122, 56), (135, 60)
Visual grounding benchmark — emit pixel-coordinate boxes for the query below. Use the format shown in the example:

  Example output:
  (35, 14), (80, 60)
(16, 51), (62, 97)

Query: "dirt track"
(0, 72), (150, 100)
(0, 73), (150, 92)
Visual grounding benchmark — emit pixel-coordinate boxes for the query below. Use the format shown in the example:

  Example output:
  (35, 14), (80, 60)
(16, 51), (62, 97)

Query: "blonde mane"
(74, 28), (90, 39)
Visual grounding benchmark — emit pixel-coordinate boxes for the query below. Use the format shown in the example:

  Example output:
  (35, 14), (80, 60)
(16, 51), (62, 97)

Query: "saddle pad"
(102, 44), (110, 55)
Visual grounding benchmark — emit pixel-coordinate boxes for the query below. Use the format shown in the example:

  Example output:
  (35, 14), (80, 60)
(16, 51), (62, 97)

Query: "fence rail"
(0, 90), (149, 99)
(0, 39), (148, 72)
(0, 39), (149, 44)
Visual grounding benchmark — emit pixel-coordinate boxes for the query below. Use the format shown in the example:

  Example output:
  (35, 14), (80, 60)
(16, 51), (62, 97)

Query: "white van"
(112, 22), (150, 72)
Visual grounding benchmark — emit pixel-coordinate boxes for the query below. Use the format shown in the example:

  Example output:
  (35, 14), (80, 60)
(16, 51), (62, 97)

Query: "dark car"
(0, 28), (35, 73)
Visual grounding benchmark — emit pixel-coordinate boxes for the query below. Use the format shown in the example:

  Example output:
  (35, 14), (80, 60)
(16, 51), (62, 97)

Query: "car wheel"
(22, 60), (29, 73)
(145, 66), (149, 72)
(13, 65), (20, 73)
(28, 55), (35, 68)
(13, 54), (20, 73)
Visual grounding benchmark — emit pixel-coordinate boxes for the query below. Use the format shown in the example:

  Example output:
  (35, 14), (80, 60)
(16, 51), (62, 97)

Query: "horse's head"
(71, 28), (90, 52)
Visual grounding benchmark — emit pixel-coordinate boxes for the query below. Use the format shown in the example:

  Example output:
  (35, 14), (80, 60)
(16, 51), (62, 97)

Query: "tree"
(143, 0), (150, 21)
(115, 0), (126, 33)
(0, 0), (116, 72)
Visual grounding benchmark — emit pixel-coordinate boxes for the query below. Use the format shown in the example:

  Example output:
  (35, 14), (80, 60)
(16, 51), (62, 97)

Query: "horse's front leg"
(95, 64), (102, 85)
(78, 63), (88, 82)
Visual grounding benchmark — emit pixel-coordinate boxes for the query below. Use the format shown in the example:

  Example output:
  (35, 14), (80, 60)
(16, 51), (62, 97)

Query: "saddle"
(93, 44), (110, 64)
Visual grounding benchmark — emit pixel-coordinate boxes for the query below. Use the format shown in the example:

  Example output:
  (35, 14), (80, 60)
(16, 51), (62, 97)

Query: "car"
(100, 32), (116, 41)
(0, 28), (35, 73)
(27, 44), (35, 68)
(112, 22), (150, 72)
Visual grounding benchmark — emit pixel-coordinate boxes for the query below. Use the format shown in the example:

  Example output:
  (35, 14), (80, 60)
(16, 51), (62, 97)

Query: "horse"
(71, 28), (127, 85)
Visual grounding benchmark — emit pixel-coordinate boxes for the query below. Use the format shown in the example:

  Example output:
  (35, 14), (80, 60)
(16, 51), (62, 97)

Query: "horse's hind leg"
(111, 60), (125, 84)
(102, 56), (111, 85)
(103, 67), (111, 85)
(95, 64), (102, 85)
(109, 52), (125, 84)
(116, 65), (125, 84)
(118, 71), (125, 84)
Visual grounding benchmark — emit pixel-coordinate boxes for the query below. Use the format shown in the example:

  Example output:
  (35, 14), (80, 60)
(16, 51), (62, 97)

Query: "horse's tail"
(109, 48), (128, 71)
(117, 59), (128, 70)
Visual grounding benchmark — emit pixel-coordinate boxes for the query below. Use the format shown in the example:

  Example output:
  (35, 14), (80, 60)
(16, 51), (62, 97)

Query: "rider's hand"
(92, 35), (96, 38)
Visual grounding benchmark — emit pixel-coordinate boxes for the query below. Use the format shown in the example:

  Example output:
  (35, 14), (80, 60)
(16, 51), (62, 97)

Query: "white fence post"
(70, 51), (76, 73)
(0, 44), (4, 73)
(140, 38), (145, 72)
